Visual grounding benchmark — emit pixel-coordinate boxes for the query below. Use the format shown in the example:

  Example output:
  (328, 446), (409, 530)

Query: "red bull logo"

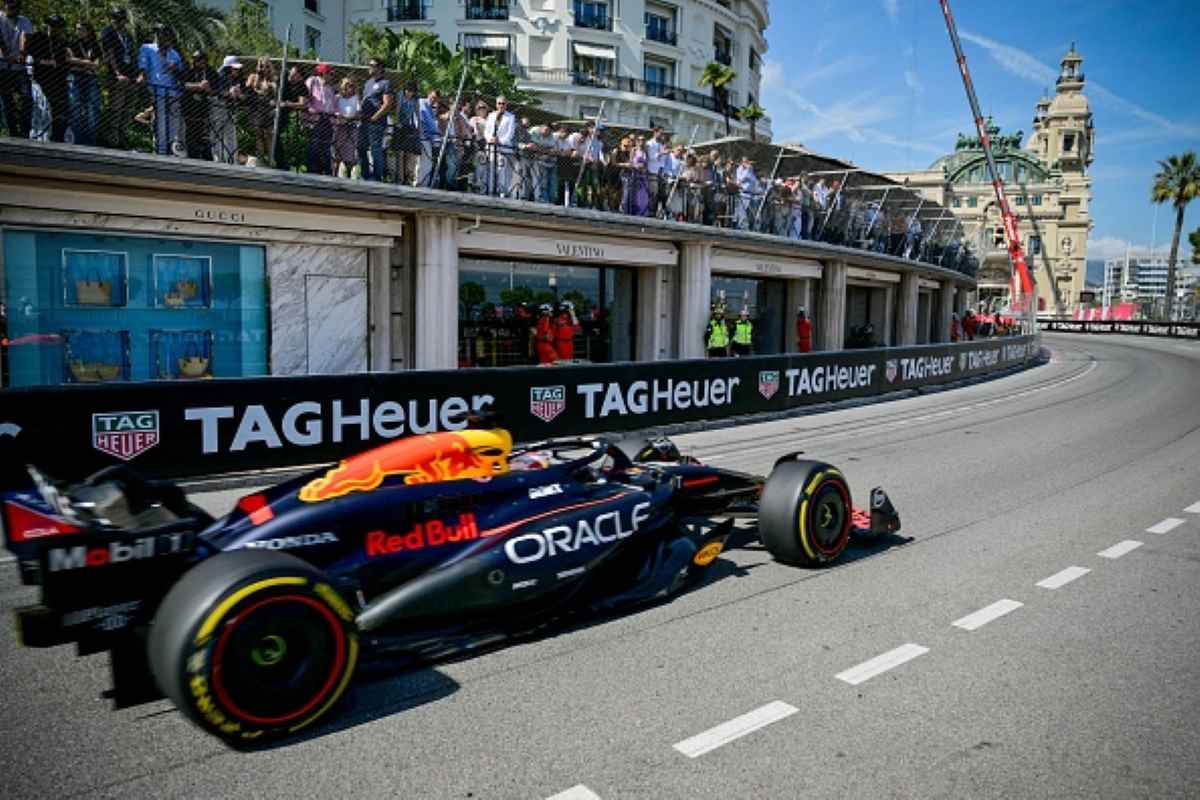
(365, 514), (484, 557)
(299, 429), (513, 503)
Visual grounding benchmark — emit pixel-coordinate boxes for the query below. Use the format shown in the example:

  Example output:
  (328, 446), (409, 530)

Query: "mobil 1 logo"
(92, 410), (160, 461)
(530, 386), (567, 423)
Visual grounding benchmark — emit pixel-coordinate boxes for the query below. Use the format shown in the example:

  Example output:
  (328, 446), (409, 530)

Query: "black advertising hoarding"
(0, 338), (1036, 488)
(1039, 320), (1200, 339)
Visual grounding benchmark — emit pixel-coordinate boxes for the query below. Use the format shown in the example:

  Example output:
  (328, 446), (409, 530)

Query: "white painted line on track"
(1185, 501), (1200, 514)
(673, 701), (799, 759)
(547, 785), (602, 800)
(1099, 540), (1143, 559)
(1037, 566), (1090, 589)
(835, 644), (929, 686)
(952, 599), (1024, 631)
(1147, 518), (1185, 535)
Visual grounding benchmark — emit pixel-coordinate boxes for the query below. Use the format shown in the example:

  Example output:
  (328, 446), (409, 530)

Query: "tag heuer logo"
(758, 370), (780, 400)
(530, 386), (566, 423)
(92, 411), (160, 461)
(885, 359), (899, 384)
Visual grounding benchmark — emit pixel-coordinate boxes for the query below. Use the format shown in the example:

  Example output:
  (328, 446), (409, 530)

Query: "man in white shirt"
(735, 157), (757, 230)
(484, 94), (516, 196)
(645, 127), (667, 215)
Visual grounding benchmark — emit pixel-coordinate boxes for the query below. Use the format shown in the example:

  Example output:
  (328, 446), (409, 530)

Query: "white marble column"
(897, 272), (920, 345)
(677, 242), (713, 359)
(368, 246), (392, 370)
(785, 279), (813, 353)
(937, 282), (957, 343)
(817, 259), (846, 352)
(637, 266), (668, 361)
(413, 212), (459, 370)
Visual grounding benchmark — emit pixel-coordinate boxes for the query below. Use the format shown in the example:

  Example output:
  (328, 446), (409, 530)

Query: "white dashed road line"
(546, 785), (603, 800)
(1037, 566), (1091, 590)
(835, 644), (930, 686)
(1185, 501), (1200, 514)
(1098, 540), (1143, 559)
(1147, 518), (1185, 534)
(673, 701), (799, 759)
(951, 599), (1024, 631)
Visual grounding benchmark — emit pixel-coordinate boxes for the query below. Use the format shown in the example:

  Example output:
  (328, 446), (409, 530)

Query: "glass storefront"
(458, 257), (637, 367)
(710, 273), (786, 354)
(1, 229), (268, 388)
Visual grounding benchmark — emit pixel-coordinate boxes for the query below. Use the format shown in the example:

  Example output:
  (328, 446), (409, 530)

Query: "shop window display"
(458, 258), (636, 367)
(710, 274), (786, 355)
(1, 230), (267, 388)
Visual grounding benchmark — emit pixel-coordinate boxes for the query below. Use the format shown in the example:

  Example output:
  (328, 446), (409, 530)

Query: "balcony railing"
(467, 2), (509, 21)
(514, 67), (741, 117)
(646, 24), (678, 45)
(714, 48), (733, 66)
(386, 0), (429, 21)
(573, 5), (613, 31)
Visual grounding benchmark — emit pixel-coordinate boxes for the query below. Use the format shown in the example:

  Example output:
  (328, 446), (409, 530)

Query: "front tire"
(758, 460), (852, 566)
(148, 550), (358, 745)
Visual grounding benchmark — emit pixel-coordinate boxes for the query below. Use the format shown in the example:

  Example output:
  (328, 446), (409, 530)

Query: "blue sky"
(760, 0), (1200, 263)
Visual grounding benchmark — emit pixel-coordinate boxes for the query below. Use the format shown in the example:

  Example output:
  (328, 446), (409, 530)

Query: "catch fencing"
(1039, 320), (1200, 339)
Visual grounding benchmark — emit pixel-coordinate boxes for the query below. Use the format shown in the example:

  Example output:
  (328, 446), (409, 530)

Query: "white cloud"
(883, 0), (900, 21)
(958, 30), (1058, 85)
(904, 68), (924, 95)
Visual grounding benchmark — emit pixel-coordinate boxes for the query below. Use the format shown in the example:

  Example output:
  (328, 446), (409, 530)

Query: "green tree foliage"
(738, 102), (765, 142)
(16, 0), (224, 53)
(212, 0), (296, 60)
(699, 62), (737, 137)
(459, 281), (486, 320)
(1151, 150), (1200, 319)
(1189, 227), (1200, 265)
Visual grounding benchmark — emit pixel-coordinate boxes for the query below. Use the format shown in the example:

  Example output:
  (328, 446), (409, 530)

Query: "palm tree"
(738, 102), (765, 141)
(1151, 151), (1200, 320)
(699, 62), (736, 137)
(21, 0), (225, 52)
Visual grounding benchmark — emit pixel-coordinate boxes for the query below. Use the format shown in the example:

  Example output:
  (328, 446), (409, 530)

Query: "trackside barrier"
(1039, 320), (1200, 339)
(0, 337), (1036, 489)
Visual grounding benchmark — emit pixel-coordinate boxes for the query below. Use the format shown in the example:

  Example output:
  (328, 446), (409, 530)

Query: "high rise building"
(886, 47), (1094, 314)
(348, 0), (772, 141)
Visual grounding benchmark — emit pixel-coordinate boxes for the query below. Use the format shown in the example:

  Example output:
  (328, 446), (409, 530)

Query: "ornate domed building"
(887, 47), (1094, 313)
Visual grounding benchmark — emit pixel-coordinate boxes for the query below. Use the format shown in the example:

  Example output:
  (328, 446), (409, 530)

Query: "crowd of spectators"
(0, 2), (976, 274)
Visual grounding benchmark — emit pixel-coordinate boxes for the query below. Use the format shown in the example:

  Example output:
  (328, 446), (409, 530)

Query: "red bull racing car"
(2, 426), (899, 745)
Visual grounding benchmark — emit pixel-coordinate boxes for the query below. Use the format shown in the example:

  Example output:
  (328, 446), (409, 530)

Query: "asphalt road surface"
(3, 333), (1199, 799)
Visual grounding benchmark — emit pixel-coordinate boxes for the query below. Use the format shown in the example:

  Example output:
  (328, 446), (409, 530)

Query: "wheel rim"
(211, 594), (346, 727)
(808, 481), (849, 556)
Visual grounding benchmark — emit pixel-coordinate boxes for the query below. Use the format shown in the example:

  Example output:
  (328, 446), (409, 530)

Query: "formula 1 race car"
(2, 426), (899, 745)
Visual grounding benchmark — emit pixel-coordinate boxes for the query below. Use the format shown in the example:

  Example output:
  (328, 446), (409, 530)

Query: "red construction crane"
(938, 0), (1035, 316)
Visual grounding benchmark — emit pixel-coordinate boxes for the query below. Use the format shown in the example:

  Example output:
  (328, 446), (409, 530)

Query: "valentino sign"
(554, 242), (606, 259)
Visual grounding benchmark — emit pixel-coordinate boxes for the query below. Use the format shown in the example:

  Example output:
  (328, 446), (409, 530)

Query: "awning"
(463, 34), (510, 50)
(572, 42), (616, 60)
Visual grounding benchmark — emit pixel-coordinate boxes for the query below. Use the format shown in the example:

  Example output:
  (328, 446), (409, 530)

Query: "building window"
(467, 1), (509, 21)
(710, 274), (787, 355)
(458, 258), (636, 367)
(967, 196), (977, 208)
(572, 42), (616, 80)
(749, 49), (760, 72)
(2, 230), (268, 388)
(579, 104), (601, 119)
(1014, 196), (1025, 205)
(1064, 133), (1075, 152)
(304, 0), (319, 13)
(649, 115), (671, 130)
(645, 6), (676, 45)
(574, 1), (613, 31)
(1032, 194), (1042, 205)
(1029, 235), (1042, 255)
(643, 59), (674, 93)
(464, 34), (511, 66)
(304, 26), (321, 55)
(993, 227), (1006, 248)
(713, 25), (733, 66)
(952, 197), (961, 208)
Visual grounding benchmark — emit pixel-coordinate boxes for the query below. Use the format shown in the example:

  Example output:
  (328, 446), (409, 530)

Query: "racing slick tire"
(758, 460), (852, 567)
(148, 549), (358, 745)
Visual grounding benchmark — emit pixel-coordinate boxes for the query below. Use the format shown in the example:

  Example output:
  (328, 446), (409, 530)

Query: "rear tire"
(758, 460), (852, 566)
(148, 549), (358, 745)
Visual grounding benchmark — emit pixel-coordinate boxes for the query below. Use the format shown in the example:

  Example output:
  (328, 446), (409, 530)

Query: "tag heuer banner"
(0, 337), (1037, 488)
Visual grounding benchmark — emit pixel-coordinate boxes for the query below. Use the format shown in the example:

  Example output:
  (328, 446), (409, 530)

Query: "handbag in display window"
(164, 291), (186, 307)
(177, 339), (211, 378)
(75, 270), (113, 306)
(69, 360), (122, 382)
(175, 279), (199, 300)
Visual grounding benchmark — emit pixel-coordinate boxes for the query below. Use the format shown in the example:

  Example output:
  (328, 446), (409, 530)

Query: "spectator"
(553, 122), (573, 205)
(243, 56), (276, 163)
(513, 115), (533, 200)
(28, 14), (69, 142)
(442, 98), (472, 191)
(796, 306), (813, 353)
(469, 99), (489, 193)
(137, 24), (183, 156)
(528, 122), (556, 203)
(0, 0), (34, 139)
(416, 86), (441, 187)
(554, 301), (581, 361)
(622, 135), (651, 216)
(210, 56), (242, 163)
(274, 65), (307, 171)
(358, 58), (393, 181)
(645, 127), (667, 215)
(304, 63), (335, 176)
(732, 308), (754, 356)
(962, 309), (978, 340)
(484, 94), (515, 197)
(735, 157), (757, 230)
(706, 305), (730, 358)
(534, 303), (557, 364)
(393, 81), (419, 185)
(180, 50), (217, 160)
(67, 21), (101, 146)
(950, 312), (961, 342)
(905, 213), (923, 259)
(332, 76), (360, 178)
(99, 6), (135, 149)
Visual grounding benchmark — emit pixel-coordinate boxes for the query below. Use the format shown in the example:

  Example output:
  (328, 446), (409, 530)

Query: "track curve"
(2, 333), (1198, 799)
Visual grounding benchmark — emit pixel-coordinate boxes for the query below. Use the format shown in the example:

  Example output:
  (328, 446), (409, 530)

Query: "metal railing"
(466, 2), (509, 21)
(573, 5), (614, 31)
(386, 1), (430, 21)
(646, 24), (678, 45)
